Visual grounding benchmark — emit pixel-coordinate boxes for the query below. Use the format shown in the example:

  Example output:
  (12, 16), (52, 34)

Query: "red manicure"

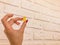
(26, 20), (28, 23)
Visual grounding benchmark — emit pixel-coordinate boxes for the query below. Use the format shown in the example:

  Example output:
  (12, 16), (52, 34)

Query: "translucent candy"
(23, 16), (27, 21)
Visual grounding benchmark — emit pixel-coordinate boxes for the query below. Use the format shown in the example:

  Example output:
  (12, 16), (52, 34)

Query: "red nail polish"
(26, 20), (28, 23)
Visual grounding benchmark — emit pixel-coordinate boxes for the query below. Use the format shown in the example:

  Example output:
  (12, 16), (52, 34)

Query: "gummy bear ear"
(22, 16), (27, 22)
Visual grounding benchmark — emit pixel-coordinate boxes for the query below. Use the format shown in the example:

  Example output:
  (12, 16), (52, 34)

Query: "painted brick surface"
(0, 0), (60, 45)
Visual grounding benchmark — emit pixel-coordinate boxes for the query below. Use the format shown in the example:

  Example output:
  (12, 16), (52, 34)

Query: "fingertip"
(23, 20), (28, 24)
(7, 13), (13, 17)
(2, 13), (14, 22)
(22, 20), (28, 27)
(26, 20), (28, 23)
(19, 20), (28, 32)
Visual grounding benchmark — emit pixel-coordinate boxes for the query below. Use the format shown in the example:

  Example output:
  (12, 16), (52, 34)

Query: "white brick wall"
(0, 0), (60, 45)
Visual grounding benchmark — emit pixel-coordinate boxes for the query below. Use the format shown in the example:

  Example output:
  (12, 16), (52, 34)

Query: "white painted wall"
(0, 0), (60, 45)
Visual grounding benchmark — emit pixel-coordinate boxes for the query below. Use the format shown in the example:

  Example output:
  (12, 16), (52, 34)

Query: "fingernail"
(26, 20), (28, 23)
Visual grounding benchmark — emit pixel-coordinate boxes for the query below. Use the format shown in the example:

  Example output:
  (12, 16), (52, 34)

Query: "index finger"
(14, 17), (23, 22)
(1, 14), (13, 22)
(8, 17), (23, 25)
(1, 14), (13, 26)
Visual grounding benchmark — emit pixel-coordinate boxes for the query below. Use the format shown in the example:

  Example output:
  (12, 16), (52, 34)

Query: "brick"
(33, 29), (54, 40)
(0, 39), (9, 44)
(4, 5), (20, 14)
(0, 0), (21, 7)
(22, 40), (44, 45)
(54, 32), (60, 40)
(0, 12), (6, 24)
(27, 19), (42, 29)
(43, 41), (60, 45)
(22, 40), (60, 45)
(23, 28), (33, 40)
(0, 3), (5, 12)
(0, 44), (9, 45)
(0, 24), (7, 39)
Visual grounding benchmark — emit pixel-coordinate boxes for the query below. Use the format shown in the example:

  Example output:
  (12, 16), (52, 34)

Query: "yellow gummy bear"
(23, 16), (26, 21)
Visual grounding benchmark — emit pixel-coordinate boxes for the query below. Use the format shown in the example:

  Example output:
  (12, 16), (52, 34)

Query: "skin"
(1, 14), (28, 45)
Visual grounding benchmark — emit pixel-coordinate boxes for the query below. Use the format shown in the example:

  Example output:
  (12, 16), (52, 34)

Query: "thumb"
(19, 20), (28, 33)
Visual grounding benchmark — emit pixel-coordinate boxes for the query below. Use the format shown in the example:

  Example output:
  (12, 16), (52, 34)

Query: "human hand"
(1, 14), (28, 45)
